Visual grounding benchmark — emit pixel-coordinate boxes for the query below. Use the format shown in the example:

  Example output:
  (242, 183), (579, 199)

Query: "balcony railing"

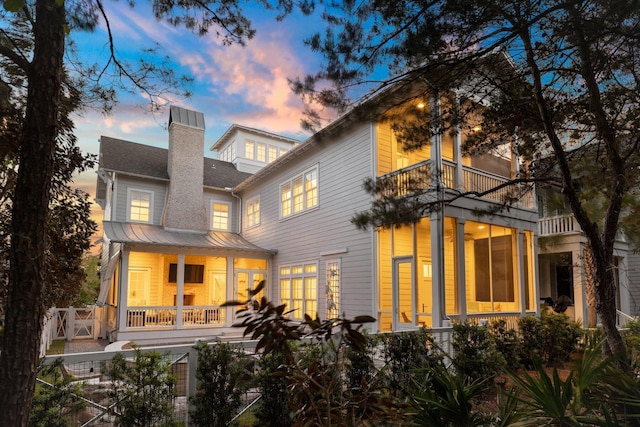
(377, 160), (534, 209)
(538, 214), (581, 236)
(126, 305), (225, 329)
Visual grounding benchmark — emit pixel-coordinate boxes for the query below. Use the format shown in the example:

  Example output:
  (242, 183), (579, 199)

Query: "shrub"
(541, 310), (582, 365)
(518, 315), (543, 368)
(452, 322), (504, 383)
(189, 341), (252, 427)
(622, 318), (640, 377)
(254, 350), (292, 427)
(381, 328), (445, 394)
(105, 349), (179, 427)
(490, 319), (520, 369)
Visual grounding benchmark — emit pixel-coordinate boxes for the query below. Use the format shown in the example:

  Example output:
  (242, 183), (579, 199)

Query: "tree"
(292, 0), (640, 368)
(0, 0), (299, 424)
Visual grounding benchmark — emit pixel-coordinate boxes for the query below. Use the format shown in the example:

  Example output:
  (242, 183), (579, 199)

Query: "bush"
(541, 310), (582, 365)
(254, 350), (292, 427)
(105, 349), (179, 427)
(382, 328), (445, 394)
(622, 318), (640, 377)
(189, 341), (252, 427)
(452, 322), (504, 383)
(490, 319), (520, 369)
(518, 315), (543, 368)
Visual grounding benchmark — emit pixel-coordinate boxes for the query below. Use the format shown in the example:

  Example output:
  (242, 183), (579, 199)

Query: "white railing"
(378, 160), (535, 210)
(616, 310), (637, 329)
(448, 312), (532, 331)
(126, 306), (224, 328)
(538, 214), (580, 236)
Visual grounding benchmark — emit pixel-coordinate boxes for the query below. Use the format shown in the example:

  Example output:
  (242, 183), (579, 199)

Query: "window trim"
(326, 259), (341, 319)
(127, 188), (154, 224)
(245, 139), (255, 160)
(210, 201), (231, 231)
(279, 261), (318, 321)
(246, 197), (261, 228)
(279, 164), (319, 219)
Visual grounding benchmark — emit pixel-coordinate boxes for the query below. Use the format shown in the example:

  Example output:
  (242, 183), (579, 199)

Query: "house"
(96, 90), (539, 345)
(537, 185), (638, 327)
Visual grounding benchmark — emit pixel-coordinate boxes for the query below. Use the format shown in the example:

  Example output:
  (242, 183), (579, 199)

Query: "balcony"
(538, 214), (581, 236)
(377, 159), (535, 210)
(126, 305), (225, 329)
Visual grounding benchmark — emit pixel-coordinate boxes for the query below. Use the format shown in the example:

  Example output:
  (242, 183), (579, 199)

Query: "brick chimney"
(163, 106), (207, 231)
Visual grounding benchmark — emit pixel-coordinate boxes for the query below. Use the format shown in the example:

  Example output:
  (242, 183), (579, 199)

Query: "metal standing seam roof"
(103, 221), (276, 255)
(169, 105), (205, 129)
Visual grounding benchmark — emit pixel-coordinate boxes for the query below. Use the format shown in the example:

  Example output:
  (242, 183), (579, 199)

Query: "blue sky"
(71, 2), (328, 203)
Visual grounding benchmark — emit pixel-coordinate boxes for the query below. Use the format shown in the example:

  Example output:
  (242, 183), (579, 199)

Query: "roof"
(103, 221), (276, 255)
(99, 136), (252, 189)
(210, 123), (302, 151)
(169, 106), (205, 130)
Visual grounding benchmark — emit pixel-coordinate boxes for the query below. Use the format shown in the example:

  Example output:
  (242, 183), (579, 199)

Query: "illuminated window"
(268, 146), (278, 163)
(128, 189), (153, 223)
(211, 202), (229, 231)
(326, 260), (340, 319)
(280, 165), (319, 218)
(245, 140), (255, 160)
(280, 262), (317, 320)
(256, 142), (266, 162)
(247, 198), (260, 227)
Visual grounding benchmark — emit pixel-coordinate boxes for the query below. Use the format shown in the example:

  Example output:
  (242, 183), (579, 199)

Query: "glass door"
(393, 257), (414, 330)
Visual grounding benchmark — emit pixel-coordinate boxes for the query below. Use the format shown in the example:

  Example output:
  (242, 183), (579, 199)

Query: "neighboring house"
(96, 92), (539, 345)
(537, 186), (638, 327)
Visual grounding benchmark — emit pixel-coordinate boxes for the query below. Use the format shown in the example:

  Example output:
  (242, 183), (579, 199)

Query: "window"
(211, 202), (230, 231)
(268, 146), (278, 163)
(128, 189), (153, 223)
(247, 198), (260, 227)
(245, 140), (255, 160)
(280, 165), (319, 218)
(280, 262), (317, 320)
(256, 142), (266, 162)
(326, 260), (340, 319)
(169, 264), (205, 283)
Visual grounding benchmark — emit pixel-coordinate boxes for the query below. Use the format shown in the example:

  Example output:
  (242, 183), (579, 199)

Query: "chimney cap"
(169, 106), (205, 130)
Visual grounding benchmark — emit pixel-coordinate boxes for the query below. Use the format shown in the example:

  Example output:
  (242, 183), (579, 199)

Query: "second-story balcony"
(377, 159), (535, 210)
(538, 214), (581, 236)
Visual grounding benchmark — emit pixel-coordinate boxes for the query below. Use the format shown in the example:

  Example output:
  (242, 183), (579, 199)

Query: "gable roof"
(210, 123), (302, 151)
(99, 136), (252, 189)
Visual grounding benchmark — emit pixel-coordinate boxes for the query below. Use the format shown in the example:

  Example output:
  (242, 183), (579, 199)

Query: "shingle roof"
(99, 136), (252, 188)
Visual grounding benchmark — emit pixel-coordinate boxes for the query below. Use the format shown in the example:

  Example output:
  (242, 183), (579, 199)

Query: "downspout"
(225, 187), (242, 233)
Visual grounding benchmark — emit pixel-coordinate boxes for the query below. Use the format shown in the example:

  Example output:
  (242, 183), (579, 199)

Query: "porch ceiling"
(102, 221), (276, 255)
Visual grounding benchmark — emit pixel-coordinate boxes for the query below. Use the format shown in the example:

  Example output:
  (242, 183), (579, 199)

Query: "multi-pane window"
(256, 142), (266, 162)
(326, 261), (340, 319)
(268, 146), (278, 163)
(280, 165), (319, 218)
(212, 203), (229, 231)
(280, 263), (317, 320)
(129, 190), (152, 223)
(247, 198), (260, 227)
(245, 140), (255, 160)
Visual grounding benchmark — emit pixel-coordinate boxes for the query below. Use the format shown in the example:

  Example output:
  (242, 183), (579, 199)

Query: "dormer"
(211, 124), (301, 173)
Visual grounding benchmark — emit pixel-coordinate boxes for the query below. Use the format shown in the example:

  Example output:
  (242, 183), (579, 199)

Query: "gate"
(53, 306), (98, 340)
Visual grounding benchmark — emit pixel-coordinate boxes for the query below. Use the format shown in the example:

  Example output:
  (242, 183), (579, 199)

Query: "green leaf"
(3, 0), (25, 12)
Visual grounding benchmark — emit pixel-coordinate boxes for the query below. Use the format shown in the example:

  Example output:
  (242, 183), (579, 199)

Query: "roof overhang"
(102, 221), (277, 256)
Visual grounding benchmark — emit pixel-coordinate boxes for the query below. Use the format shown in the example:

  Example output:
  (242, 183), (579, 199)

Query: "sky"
(71, 2), (330, 232)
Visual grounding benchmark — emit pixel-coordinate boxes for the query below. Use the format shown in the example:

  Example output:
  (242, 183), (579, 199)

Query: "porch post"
(517, 230), (526, 316)
(453, 91), (464, 190)
(176, 254), (185, 329)
(456, 218), (467, 322)
(430, 92), (445, 328)
(226, 257), (234, 327)
(118, 247), (130, 331)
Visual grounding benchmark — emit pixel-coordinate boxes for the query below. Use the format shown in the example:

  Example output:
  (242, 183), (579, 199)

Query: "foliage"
(541, 310), (583, 366)
(409, 365), (491, 427)
(622, 318), (640, 378)
(189, 340), (252, 427)
(490, 319), (520, 369)
(28, 359), (85, 427)
(344, 331), (378, 390)
(105, 349), (179, 427)
(380, 328), (445, 394)
(254, 350), (293, 427)
(73, 254), (100, 306)
(517, 316), (544, 369)
(452, 322), (504, 383)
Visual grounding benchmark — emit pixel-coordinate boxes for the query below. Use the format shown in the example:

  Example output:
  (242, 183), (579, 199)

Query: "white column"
(456, 218), (467, 322)
(226, 257), (234, 327)
(430, 92), (445, 328)
(518, 230), (527, 316)
(118, 247), (130, 331)
(453, 91), (464, 190)
(176, 253), (185, 329)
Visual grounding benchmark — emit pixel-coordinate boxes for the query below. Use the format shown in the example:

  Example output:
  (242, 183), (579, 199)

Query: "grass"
(46, 340), (66, 355)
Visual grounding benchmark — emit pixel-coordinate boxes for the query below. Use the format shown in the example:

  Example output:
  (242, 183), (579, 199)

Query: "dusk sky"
(71, 2), (332, 215)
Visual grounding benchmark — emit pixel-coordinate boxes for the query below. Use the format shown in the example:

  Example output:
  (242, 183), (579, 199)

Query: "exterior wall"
(113, 176), (167, 225)
(628, 253), (640, 316)
(240, 123), (376, 322)
(203, 189), (240, 233)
